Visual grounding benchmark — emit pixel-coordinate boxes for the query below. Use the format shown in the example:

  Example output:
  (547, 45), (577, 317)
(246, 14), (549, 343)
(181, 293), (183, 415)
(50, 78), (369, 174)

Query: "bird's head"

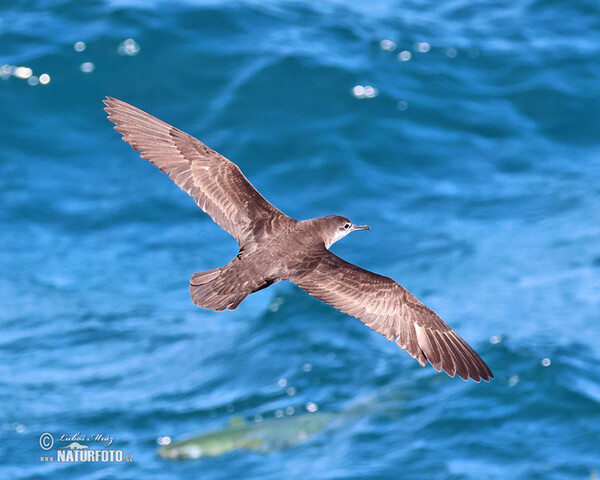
(322, 215), (370, 249)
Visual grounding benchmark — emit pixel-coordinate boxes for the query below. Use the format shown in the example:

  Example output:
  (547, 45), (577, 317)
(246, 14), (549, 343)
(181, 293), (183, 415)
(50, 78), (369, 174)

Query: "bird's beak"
(352, 224), (370, 231)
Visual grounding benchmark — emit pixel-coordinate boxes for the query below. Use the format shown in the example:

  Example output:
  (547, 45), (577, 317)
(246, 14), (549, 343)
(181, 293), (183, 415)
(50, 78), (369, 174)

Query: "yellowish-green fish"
(157, 411), (340, 460)
(157, 390), (405, 460)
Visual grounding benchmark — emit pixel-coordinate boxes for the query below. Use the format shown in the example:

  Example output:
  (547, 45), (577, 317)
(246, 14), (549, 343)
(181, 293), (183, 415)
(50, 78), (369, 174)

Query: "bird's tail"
(189, 262), (258, 311)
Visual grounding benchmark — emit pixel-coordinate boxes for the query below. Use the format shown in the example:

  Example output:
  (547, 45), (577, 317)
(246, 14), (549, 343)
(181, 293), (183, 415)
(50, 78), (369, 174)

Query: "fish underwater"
(157, 411), (341, 460)
(157, 392), (402, 460)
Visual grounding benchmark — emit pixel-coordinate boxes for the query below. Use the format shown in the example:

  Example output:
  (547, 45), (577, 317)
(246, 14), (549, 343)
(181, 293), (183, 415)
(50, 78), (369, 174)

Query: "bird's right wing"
(291, 250), (493, 382)
(104, 97), (294, 246)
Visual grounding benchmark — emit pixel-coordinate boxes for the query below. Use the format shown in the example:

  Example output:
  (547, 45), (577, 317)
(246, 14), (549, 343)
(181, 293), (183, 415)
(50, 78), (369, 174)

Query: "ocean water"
(1, 0), (599, 478)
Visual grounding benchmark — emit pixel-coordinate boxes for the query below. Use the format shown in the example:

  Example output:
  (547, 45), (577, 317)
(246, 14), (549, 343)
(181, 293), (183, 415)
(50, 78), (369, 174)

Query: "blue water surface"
(1, 1), (599, 478)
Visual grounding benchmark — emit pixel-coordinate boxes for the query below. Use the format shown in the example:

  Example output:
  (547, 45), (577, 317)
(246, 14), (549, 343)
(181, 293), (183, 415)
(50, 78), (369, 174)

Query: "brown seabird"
(104, 97), (493, 382)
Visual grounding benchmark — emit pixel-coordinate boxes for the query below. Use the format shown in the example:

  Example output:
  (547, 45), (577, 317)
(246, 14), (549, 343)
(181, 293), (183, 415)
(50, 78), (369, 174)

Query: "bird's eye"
(344, 223), (350, 229)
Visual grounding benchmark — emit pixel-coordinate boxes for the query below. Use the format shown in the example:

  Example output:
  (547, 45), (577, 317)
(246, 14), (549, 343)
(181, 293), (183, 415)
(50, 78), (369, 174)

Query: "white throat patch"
(325, 228), (351, 249)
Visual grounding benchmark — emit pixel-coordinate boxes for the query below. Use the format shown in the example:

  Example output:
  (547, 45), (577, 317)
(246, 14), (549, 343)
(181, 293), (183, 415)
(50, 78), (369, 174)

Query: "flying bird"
(104, 97), (493, 382)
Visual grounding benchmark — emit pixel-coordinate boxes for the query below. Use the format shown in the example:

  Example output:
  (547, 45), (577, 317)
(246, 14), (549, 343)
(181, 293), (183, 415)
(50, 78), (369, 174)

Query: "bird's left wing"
(291, 250), (493, 382)
(104, 97), (294, 247)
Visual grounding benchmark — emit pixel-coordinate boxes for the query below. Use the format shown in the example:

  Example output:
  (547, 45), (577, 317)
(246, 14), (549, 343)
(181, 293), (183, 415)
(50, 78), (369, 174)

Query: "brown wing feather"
(292, 251), (493, 382)
(104, 97), (293, 247)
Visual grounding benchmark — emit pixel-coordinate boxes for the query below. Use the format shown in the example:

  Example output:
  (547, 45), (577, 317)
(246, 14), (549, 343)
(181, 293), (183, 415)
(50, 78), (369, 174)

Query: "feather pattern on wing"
(292, 250), (493, 382)
(103, 97), (293, 247)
